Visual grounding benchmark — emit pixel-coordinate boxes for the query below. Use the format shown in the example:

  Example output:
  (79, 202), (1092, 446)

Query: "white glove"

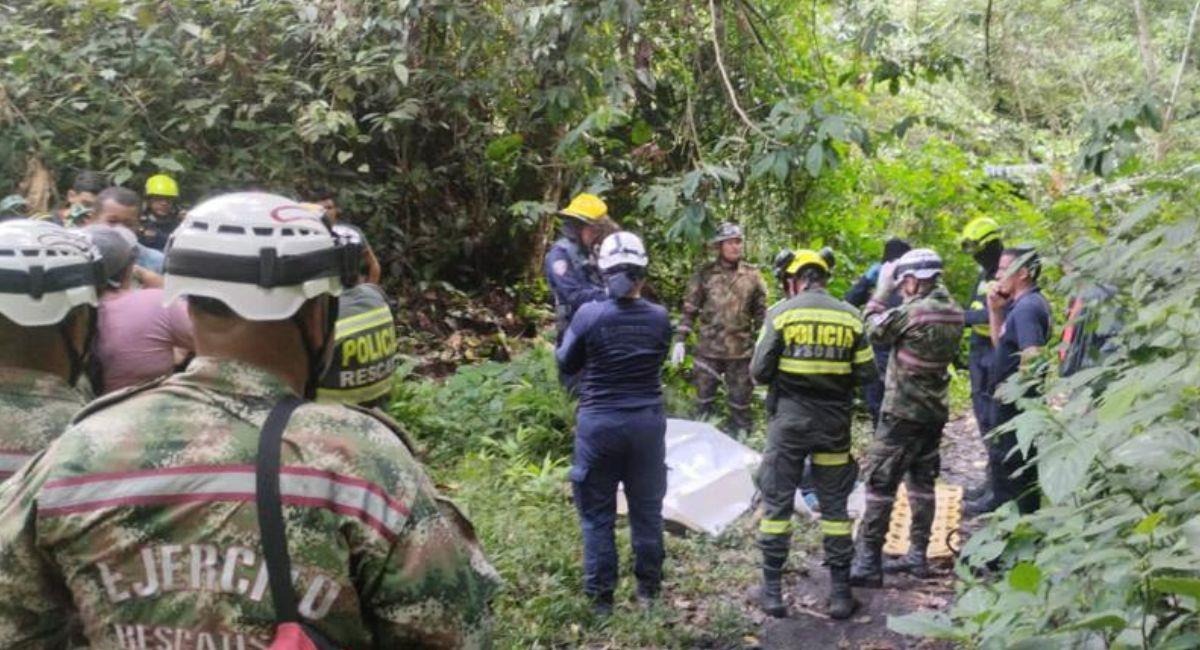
(670, 342), (687, 366)
(875, 260), (898, 297)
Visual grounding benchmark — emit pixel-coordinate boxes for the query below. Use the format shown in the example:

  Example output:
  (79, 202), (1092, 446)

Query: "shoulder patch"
(552, 259), (569, 276)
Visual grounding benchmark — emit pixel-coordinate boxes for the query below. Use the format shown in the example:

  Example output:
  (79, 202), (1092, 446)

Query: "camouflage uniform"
(750, 288), (876, 575)
(0, 357), (499, 649)
(0, 367), (88, 482)
(678, 260), (767, 433)
(857, 285), (964, 560)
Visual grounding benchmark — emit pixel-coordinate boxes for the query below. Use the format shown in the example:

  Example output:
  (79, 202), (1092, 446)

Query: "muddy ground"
(751, 414), (988, 650)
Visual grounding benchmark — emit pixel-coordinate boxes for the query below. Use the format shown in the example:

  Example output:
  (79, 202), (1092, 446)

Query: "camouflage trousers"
(756, 399), (857, 570)
(693, 356), (753, 435)
(858, 415), (945, 554)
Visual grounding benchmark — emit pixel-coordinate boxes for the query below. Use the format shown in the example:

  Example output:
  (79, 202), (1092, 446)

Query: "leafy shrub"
(892, 175), (1200, 648)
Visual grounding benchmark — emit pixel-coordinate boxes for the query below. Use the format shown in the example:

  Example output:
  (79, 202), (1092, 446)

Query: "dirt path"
(754, 414), (987, 650)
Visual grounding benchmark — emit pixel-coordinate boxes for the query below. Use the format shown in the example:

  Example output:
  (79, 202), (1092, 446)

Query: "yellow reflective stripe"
(316, 379), (393, 404)
(759, 518), (793, 535)
(820, 519), (852, 536)
(779, 358), (851, 375)
(772, 308), (863, 334)
(853, 346), (874, 364)
(811, 451), (850, 466)
(336, 308), (394, 339)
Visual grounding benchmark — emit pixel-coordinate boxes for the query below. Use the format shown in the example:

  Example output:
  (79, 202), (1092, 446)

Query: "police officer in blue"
(959, 217), (1006, 513)
(545, 193), (612, 391)
(556, 231), (673, 616)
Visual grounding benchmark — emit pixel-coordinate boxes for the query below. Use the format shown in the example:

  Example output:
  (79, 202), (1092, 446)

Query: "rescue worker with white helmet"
(0, 193), (498, 647)
(850, 248), (964, 586)
(0, 220), (101, 481)
(556, 231), (673, 616)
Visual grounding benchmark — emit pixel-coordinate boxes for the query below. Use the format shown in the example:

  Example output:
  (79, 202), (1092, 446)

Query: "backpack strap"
(255, 396), (306, 623)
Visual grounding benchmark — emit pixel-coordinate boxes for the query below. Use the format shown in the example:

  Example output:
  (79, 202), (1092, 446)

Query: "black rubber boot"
(759, 565), (787, 618)
(589, 591), (614, 617)
(849, 544), (883, 588)
(886, 492), (934, 577)
(883, 547), (930, 578)
(828, 567), (859, 620)
(635, 582), (659, 610)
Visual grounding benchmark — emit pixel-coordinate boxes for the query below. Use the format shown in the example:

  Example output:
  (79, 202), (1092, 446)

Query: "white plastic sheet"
(617, 418), (760, 536)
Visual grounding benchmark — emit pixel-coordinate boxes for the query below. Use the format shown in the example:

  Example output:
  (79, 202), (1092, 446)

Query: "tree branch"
(706, 0), (780, 145)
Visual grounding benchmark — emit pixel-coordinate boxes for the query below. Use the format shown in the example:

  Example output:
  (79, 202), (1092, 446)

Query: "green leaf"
(1134, 511), (1164, 536)
(336, 151), (353, 164)
(1150, 576), (1200, 600)
(148, 156), (184, 173)
(392, 61), (409, 85)
(1064, 611), (1127, 632)
(887, 611), (967, 640)
(804, 143), (824, 177)
(1008, 562), (1042, 594)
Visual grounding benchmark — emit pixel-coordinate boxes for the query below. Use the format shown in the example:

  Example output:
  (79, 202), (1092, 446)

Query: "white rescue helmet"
(893, 248), (944, 282)
(163, 192), (357, 320)
(0, 220), (102, 327)
(597, 231), (648, 272)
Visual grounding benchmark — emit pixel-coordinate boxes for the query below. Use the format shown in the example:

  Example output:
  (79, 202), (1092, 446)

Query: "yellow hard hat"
(784, 249), (829, 276)
(959, 217), (1001, 253)
(145, 174), (179, 198)
(559, 193), (608, 222)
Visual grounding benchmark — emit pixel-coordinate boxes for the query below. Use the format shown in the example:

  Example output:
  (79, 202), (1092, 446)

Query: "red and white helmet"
(0, 220), (102, 326)
(163, 192), (357, 320)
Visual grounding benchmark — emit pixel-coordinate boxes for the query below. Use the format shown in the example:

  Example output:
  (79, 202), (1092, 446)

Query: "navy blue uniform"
(964, 269), (1004, 496)
(844, 264), (901, 426)
(989, 287), (1051, 513)
(556, 297), (672, 600)
(545, 236), (606, 393)
(545, 237), (605, 341)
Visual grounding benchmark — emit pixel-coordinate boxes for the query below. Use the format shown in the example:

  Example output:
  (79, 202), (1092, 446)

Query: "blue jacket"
(544, 236), (605, 339)
(556, 298), (672, 411)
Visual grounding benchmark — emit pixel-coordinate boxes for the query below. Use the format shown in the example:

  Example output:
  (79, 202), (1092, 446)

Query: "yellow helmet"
(784, 249), (829, 276)
(559, 193), (608, 222)
(960, 217), (1001, 253)
(145, 174), (179, 198)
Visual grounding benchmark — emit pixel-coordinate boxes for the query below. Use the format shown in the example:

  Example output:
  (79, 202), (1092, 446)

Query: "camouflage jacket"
(0, 357), (499, 649)
(678, 260), (768, 359)
(0, 367), (88, 482)
(866, 284), (965, 423)
(751, 288), (877, 405)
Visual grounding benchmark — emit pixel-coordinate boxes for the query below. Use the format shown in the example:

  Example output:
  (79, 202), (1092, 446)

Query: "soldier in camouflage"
(850, 249), (964, 587)
(750, 249), (876, 620)
(0, 193), (498, 648)
(0, 220), (100, 482)
(672, 223), (767, 435)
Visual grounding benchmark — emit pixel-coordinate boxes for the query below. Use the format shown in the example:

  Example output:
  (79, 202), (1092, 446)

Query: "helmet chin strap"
(291, 298), (340, 400)
(59, 306), (98, 388)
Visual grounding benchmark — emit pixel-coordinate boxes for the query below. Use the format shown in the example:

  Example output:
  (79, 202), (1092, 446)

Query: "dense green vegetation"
(5, 0), (1200, 647)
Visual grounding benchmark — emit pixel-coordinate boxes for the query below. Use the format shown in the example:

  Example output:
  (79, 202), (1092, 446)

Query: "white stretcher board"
(617, 418), (761, 536)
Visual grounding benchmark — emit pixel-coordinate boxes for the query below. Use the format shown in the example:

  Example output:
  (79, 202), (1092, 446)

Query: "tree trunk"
(1132, 0), (1159, 87)
(1156, 0), (1200, 160)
